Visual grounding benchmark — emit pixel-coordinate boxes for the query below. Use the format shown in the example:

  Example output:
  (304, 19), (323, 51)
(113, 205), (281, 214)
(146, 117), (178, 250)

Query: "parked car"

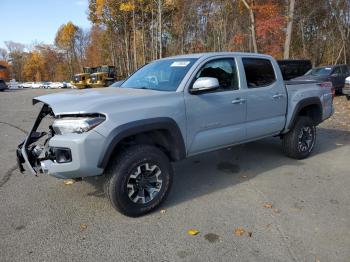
(62, 82), (73, 88)
(277, 59), (312, 80)
(31, 82), (42, 89)
(40, 82), (52, 88)
(294, 64), (350, 94)
(343, 76), (350, 100)
(21, 82), (34, 88)
(48, 82), (63, 89)
(17, 52), (334, 217)
(0, 79), (8, 91)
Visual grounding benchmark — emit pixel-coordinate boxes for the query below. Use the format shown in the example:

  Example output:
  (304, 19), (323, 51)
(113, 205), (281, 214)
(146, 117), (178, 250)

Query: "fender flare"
(97, 117), (186, 169)
(287, 97), (322, 130)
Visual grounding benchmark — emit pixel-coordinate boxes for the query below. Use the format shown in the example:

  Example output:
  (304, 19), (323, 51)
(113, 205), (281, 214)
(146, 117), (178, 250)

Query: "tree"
(5, 41), (26, 81)
(55, 21), (80, 77)
(23, 51), (46, 81)
(85, 26), (108, 67)
(238, 0), (258, 53)
(0, 48), (9, 62)
(254, 1), (285, 58)
(284, 0), (296, 59)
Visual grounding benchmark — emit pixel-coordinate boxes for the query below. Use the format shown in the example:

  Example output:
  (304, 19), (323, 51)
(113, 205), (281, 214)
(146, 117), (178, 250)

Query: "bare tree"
(158, 0), (163, 58)
(284, 0), (296, 59)
(238, 0), (258, 53)
(0, 48), (9, 61)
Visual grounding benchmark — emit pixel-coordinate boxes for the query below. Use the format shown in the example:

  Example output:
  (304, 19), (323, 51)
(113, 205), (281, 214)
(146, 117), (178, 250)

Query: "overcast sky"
(0, 0), (91, 49)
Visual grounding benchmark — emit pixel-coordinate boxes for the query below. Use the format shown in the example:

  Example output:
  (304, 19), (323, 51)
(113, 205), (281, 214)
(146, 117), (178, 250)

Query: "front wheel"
(104, 145), (173, 217)
(282, 117), (316, 159)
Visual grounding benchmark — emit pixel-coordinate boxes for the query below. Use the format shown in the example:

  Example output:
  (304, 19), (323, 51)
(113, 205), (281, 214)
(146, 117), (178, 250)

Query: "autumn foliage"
(0, 0), (349, 82)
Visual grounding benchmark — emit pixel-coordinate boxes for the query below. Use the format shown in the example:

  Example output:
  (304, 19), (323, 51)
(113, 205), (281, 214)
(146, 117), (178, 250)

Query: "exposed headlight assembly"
(52, 115), (105, 135)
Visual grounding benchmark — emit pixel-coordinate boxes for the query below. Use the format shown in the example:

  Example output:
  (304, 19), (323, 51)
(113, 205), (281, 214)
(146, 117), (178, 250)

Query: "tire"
(104, 145), (173, 217)
(346, 96), (350, 101)
(282, 116), (316, 159)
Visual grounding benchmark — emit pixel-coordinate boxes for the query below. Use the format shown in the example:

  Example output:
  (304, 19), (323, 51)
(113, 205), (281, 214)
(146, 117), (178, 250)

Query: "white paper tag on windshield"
(170, 61), (191, 67)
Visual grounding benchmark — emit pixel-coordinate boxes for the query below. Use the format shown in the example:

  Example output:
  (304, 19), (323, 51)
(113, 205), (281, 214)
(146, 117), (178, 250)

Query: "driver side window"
(194, 58), (239, 91)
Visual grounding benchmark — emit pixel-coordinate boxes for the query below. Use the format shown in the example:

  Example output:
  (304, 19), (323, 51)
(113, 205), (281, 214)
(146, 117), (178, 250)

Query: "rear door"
(331, 66), (343, 90)
(241, 57), (287, 139)
(341, 65), (350, 82)
(185, 57), (247, 155)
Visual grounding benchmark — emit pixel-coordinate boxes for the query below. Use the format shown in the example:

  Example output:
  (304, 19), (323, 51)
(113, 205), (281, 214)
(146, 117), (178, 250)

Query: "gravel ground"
(0, 89), (349, 262)
(321, 95), (350, 131)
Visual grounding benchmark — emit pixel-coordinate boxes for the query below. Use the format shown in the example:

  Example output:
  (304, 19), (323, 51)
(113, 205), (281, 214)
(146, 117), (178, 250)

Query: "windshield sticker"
(171, 61), (191, 67)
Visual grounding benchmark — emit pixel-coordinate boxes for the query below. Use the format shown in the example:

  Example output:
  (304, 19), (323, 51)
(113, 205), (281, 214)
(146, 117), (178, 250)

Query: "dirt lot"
(1, 89), (350, 262)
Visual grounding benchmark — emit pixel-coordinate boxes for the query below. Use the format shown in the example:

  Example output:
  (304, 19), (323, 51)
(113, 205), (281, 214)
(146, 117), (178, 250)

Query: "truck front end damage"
(17, 102), (105, 179)
(17, 104), (55, 175)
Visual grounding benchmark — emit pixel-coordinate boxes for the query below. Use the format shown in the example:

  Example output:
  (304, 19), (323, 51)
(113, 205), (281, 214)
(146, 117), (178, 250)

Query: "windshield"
(121, 58), (197, 91)
(306, 67), (333, 76)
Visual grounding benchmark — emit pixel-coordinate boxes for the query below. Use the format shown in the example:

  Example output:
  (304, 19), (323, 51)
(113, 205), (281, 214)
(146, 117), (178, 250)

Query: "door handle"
(232, 98), (246, 104)
(272, 94), (284, 99)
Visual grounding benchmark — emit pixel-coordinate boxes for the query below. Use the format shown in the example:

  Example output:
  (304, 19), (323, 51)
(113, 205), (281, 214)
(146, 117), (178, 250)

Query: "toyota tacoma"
(17, 52), (334, 217)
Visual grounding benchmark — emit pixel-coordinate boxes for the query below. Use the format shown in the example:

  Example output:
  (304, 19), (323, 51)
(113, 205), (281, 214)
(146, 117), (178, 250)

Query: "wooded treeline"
(1, 0), (349, 81)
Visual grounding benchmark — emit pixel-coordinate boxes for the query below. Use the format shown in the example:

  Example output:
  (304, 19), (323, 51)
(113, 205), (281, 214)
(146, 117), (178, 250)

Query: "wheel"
(346, 96), (350, 101)
(104, 145), (173, 217)
(282, 117), (316, 159)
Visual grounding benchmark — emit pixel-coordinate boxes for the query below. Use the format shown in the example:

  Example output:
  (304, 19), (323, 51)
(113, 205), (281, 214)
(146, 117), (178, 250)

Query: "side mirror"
(190, 77), (220, 94)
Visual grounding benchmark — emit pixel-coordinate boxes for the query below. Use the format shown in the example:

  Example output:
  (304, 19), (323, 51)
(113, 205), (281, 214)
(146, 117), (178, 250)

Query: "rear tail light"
(319, 81), (335, 99)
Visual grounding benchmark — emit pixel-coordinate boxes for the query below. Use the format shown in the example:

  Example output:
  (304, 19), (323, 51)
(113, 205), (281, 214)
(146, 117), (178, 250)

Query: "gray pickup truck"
(17, 52), (334, 216)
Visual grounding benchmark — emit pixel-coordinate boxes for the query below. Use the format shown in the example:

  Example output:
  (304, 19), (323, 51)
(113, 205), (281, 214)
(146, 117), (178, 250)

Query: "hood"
(34, 87), (170, 115)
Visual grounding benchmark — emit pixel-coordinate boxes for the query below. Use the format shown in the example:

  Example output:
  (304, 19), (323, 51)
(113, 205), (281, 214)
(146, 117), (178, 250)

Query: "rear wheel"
(104, 145), (173, 217)
(282, 117), (316, 159)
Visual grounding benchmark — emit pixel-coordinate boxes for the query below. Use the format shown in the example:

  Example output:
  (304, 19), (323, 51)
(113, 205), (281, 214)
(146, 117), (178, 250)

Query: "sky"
(0, 0), (91, 49)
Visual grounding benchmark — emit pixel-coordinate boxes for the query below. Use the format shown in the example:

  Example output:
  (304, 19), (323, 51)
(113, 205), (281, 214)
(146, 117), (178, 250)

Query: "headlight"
(52, 116), (105, 135)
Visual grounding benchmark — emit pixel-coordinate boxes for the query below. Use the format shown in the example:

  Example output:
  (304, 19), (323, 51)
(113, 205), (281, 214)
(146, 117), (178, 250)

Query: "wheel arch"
(98, 117), (186, 169)
(288, 97), (323, 130)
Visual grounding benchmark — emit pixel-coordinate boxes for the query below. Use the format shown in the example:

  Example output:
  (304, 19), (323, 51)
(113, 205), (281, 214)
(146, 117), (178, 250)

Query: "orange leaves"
(252, 3), (281, 17)
(232, 34), (245, 46)
(263, 203), (273, 209)
(187, 229), (200, 236)
(80, 224), (88, 232)
(253, 1), (285, 58)
(96, 0), (106, 16)
(234, 228), (245, 236)
(55, 22), (79, 50)
(23, 51), (46, 82)
(120, 2), (135, 12)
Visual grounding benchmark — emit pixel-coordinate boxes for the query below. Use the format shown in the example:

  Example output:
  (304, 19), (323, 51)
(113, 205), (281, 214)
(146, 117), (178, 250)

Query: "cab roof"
(162, 52), (273, 60)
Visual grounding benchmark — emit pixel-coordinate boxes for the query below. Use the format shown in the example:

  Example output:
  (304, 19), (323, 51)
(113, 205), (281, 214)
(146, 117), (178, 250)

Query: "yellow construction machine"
(71, 67), (97, 89)
(88, 65), (116, 88)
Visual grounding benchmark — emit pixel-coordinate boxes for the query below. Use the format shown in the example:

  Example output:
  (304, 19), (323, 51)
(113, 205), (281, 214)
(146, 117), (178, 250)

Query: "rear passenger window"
(242, 58), (276, 88)
(341, 65), (350, 75)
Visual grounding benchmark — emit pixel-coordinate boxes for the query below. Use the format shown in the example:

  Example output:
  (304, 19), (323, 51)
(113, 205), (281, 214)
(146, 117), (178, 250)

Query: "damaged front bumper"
(17, 104), (52, 176)
(17, 104), (105, 179)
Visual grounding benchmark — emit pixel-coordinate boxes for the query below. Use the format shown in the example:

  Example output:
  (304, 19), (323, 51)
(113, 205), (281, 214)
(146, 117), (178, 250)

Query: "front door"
(184, 57), (247, 155)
